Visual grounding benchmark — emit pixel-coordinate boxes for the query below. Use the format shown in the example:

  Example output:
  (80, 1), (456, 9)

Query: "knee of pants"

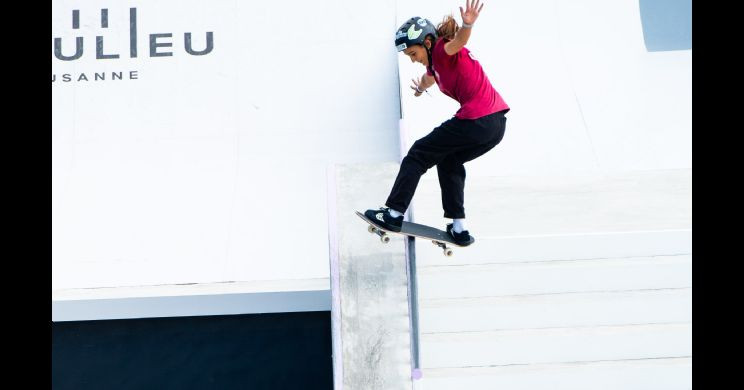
(437, 160), (465, 176)
(404, 143), (436, 172)
(401, 154), (430, 175)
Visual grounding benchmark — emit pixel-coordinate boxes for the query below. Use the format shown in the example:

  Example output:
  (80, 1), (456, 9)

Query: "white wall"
(52, 0), (692, 314)
(396, 0), (691, 177)
(52, 0), (401, 292)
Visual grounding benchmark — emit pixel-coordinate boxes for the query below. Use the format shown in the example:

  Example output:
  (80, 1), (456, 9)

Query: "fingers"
(471, 0), (480, 13)
(464, 0), (483, 16)
(460, 6), (464, 18)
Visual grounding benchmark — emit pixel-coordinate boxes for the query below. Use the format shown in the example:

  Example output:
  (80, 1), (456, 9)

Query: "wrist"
(462, 22), (474, 28)
(416, 86), (426, 93)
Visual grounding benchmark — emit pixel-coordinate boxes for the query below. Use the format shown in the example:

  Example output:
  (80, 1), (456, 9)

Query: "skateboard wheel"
(381, 235), (391, 244)
(368, 225), (376, 233)
(444, 249), (453, 257)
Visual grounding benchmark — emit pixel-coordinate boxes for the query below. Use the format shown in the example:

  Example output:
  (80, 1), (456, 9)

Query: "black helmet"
(395, 17), (437, 52)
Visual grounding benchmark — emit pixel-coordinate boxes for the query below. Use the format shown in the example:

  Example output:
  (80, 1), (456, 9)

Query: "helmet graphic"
(395, 17), (437, 52)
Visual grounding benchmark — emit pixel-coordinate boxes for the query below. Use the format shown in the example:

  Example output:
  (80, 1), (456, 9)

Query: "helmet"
(395, 17), (437, 52)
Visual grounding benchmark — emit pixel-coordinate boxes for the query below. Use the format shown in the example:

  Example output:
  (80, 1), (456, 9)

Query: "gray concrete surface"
(329, 163), (413, 390)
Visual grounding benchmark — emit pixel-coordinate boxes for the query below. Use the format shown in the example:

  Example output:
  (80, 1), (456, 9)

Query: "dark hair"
(436, 14), (459, 40)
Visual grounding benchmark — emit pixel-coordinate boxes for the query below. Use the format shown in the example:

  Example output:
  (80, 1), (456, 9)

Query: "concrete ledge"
(422, 322), (691, 368)
(418, 255), (691, 299)
(420, 357), (691, 390)
(52, 278), (330, 321)
(328, 163), (414, 390)
(416, 229), (691, 266)
(420, 287), (692, 333)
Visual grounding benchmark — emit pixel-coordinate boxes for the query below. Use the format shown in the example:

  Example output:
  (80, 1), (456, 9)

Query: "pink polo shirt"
(427, 37), (509, 119)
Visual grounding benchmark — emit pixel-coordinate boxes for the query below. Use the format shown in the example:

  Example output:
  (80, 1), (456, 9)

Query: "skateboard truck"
(431, 240), (454, 257)
(367, 224), (391, 243)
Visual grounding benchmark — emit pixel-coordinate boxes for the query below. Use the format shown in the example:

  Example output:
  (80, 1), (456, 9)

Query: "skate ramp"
(393, 1), (691, 388)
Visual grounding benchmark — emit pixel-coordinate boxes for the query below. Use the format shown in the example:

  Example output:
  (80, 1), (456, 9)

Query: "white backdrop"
(52, 0), (401, 290)
(53, 0), (691, 293)
(396, 0), (691, 177)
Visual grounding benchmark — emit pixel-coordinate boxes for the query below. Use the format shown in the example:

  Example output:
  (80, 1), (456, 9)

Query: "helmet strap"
(425, 45), (434, 77)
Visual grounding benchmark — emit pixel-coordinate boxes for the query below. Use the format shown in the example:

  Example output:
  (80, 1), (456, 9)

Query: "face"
(403, 41), (431, 66)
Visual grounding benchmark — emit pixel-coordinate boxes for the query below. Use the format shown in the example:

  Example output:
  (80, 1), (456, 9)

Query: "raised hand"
(460, 0), (484, 25)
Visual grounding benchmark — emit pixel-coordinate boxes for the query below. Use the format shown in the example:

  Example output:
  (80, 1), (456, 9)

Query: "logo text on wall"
(52, 8), (214, 83)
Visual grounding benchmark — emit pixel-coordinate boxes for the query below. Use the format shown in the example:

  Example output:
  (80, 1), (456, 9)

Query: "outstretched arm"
(444, 0), (484, 56)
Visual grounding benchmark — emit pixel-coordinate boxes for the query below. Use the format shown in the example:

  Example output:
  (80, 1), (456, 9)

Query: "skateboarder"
(365, 0), (509, 246)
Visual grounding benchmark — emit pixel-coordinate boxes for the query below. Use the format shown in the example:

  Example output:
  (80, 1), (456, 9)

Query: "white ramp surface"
(409, 171), (691, 390)
(392, 1), (691, 388)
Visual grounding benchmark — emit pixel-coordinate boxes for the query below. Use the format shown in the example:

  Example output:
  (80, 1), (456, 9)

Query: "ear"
(424, 38), (433, 49)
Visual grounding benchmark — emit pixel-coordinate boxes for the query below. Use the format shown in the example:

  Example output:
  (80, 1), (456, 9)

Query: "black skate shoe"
(364, 207), (403, 232)
(446, 223), (475, 246)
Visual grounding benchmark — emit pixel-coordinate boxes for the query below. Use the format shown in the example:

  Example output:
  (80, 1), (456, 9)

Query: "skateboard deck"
(355, 211), (474, 257)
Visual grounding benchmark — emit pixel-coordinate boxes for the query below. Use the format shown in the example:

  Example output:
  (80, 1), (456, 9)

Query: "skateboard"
(355, 211), (474, 257)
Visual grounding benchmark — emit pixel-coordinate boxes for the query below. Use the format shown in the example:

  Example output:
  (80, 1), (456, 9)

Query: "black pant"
(385, 110), (507, 219)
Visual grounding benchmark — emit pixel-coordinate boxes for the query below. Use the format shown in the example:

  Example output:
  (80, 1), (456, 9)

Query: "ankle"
(453, 218), (466, 233)
(388, 208), (404, 218)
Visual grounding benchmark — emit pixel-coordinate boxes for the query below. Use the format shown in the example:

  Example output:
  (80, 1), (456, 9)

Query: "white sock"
(453, 218), (466, 233)
(388, 208), (404, 218)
